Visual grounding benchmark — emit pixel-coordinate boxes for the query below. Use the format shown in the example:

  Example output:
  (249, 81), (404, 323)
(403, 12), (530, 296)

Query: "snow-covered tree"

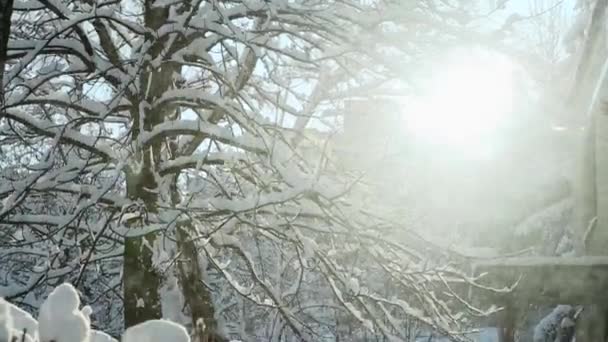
(0, 0), (505, 340)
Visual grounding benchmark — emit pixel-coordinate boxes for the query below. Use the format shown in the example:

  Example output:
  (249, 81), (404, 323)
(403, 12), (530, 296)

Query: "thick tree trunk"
(123, 164), (163, 326)
(123, 231), (163, 325)
(122, 68), (167, 326)
(123, 0), (171, 328)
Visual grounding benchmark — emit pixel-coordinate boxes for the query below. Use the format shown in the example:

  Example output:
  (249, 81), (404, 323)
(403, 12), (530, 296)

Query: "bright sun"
(403, 48), (517, 158)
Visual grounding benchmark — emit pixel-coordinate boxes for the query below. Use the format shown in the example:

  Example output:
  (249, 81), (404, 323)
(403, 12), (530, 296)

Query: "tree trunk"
(176, 223), (226, 342)
(498, 305), (516, 342)
(573, 0), (607, 255)
(168, 160), (224, 340)
(123, 230), (163, 325)
(123, 163), (163, 326)
(123, 0), (172, 328)
(571, 2), (608, 340)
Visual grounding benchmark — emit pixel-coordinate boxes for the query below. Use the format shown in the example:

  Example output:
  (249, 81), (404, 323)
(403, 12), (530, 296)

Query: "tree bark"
(123, 147), (164, 326)
(168, 154), (224, 341)
(498, 304), (516, 342)
(122, 0), (172, 328)
(176, 223), (226, 342)
(122, 92), (166, 327)
(123, 228), (163, 325)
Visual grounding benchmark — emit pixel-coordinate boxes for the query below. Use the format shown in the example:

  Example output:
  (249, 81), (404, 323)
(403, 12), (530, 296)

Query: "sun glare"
(403, 48), (517, 158)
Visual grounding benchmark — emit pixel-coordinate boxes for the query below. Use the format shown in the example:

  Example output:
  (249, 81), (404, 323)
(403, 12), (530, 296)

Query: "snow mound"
(9, 301), (38, 340)
(0, 283), (191, 342)
(0, 298), (12, 342)
(91, 330), (119, 342)
(0, 296), (38, 342)
(123, 320), (190, 342)
(38, 283), (90, 342)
